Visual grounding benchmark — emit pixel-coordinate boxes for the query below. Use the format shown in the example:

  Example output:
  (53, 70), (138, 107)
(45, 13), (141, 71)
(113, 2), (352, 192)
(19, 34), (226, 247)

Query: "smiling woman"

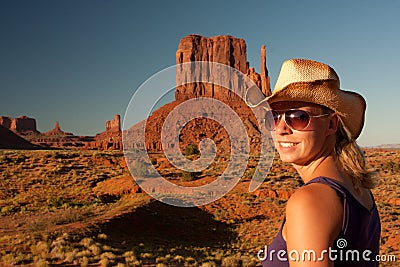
(247, 59), (380, 267)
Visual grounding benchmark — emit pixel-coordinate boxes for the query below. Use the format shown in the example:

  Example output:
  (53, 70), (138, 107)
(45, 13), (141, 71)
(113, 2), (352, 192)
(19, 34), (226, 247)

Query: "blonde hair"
(334, 119), (377, 191)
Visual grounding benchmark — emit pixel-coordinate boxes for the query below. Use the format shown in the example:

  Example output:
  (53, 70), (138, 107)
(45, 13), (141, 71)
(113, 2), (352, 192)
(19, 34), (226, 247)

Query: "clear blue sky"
(1, 0), (399, 146)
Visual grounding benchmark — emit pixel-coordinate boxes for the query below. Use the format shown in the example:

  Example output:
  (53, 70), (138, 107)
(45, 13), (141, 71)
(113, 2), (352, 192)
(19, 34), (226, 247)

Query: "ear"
(326, 113), (339, 136)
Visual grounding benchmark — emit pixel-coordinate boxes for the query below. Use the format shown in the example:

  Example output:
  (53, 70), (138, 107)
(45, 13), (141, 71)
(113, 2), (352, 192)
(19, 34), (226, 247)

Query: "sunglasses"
(264, 109), (330, 131)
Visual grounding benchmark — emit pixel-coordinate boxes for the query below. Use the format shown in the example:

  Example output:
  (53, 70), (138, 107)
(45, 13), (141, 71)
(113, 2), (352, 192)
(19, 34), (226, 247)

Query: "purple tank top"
(262, 177), (381, 267)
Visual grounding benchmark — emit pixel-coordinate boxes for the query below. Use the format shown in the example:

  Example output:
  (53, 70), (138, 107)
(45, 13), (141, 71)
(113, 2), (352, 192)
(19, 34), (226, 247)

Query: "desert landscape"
(0, 148), (399, 266)
(1, 35), (399, 266)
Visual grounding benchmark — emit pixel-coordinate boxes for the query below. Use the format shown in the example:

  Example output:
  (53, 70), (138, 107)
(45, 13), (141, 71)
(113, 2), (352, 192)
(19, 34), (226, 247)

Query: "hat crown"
(274, 59), (340, 92)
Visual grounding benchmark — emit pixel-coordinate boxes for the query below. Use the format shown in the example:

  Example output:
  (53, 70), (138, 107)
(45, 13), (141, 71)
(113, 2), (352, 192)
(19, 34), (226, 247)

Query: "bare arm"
(285, 183), (343, 267)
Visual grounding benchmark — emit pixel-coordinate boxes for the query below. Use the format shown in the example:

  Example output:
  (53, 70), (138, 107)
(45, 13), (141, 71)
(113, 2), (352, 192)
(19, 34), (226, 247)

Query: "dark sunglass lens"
(264, 110), (278, 130)
(286, 110), (310, 130)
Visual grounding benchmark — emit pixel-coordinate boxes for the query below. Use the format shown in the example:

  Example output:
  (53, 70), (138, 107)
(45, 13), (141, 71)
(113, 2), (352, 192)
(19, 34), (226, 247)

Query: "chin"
(277, 151), (305, 165)
(278, 152), (295, 164)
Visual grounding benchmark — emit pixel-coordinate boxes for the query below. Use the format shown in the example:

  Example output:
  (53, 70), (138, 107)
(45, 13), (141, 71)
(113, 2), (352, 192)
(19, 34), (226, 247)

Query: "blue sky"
(1, 0), (399, 146)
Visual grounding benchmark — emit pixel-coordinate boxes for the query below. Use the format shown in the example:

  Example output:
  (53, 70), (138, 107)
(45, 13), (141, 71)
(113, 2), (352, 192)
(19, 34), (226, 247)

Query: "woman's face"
(269, 101), (337, 166)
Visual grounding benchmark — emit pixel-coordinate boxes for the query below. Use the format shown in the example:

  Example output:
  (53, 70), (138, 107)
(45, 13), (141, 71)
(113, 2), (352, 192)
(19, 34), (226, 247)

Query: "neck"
(292, 153), (347, 184)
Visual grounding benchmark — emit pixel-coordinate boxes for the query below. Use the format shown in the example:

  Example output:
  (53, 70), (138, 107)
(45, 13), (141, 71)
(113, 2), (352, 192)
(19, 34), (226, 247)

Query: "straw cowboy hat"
(245, 58), (366, 139)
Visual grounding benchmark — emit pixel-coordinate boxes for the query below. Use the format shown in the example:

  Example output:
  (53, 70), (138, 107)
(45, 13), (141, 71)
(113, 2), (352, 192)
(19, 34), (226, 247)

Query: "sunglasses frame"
(263, 108), (331, 131)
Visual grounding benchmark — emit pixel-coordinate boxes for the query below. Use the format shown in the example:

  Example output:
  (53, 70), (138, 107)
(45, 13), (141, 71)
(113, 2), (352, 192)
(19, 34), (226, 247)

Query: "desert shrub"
(89, 244), (102, 256)
(53, 152), (79, 159)
(101, 251), (116, 260)
(200, 262), (217, 267)
(31, 241), (49, 258)
(182, 170), (201, 181)
(64, 251), (76, 263)
(99, 257), (109, 267)
(221, 255), (241, 267)
(34, 257), (50, 267)
(151, 158), (158, 165)
(382, 161), (400, 173)
(184, 144), (199, 156)
(173, 255), (185, 264)
(131, 161), (149, 177)
(140, 252), (154, 259)
(0, 155), (11, 164)
(47, 196), (65, 208)
(185, 256), (197, 266)
(14, 154), (27, 163)
(124, 251), (138, 264)
(241, 256), (259, 267)
(80, 237), (94, 248)
(79, 256), (89, 267)
(98, 233), (108, 240)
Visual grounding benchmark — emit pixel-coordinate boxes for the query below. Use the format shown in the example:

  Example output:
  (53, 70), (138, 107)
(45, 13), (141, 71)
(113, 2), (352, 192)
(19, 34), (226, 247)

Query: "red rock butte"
(125, 34), (271, 154)
(0, 115), (39, 134)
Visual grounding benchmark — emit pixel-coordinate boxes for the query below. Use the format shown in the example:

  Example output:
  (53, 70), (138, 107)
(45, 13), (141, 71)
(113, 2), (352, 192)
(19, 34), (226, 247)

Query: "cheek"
(303, 125), (331, 153)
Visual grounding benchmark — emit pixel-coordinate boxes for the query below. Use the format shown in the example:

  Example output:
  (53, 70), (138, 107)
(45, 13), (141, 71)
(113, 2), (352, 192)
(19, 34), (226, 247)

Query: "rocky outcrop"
(43, 121), (73, 136)
(0, 115), (39, 134)
(106, 114), (121, 132)
(260, 45), (271, 97)
(175, 34), (270, 101)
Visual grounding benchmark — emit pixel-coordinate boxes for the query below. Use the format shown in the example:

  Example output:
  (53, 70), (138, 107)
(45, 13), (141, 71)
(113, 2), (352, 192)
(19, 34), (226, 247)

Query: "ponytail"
(334, 120), (377, 191)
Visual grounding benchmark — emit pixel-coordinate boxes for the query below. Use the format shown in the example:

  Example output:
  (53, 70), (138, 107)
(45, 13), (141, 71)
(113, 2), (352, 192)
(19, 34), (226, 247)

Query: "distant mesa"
(0, 114), (124, 150)
(0, 115), (39, 135)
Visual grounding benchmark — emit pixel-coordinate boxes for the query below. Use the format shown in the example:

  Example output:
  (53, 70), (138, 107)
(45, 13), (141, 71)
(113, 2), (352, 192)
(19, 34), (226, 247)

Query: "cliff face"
(175, 34), (270, 101)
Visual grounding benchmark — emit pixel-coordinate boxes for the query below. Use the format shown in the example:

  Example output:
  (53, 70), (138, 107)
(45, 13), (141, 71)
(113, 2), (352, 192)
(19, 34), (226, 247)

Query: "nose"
(275, 115), (292, 135)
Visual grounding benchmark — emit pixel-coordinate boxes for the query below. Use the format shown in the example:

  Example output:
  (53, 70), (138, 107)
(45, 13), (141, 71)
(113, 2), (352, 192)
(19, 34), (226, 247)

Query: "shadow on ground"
(97, 200), (235, 256)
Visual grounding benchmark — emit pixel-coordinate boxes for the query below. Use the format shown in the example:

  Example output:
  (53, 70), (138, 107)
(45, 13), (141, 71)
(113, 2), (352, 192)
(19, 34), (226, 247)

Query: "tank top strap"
(304, 176), (347, 195)
(303, 176), (350, 234)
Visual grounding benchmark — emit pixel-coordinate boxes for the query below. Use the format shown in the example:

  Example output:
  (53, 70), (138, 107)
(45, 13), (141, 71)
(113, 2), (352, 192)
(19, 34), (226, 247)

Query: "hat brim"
(247, 80), (366, 139)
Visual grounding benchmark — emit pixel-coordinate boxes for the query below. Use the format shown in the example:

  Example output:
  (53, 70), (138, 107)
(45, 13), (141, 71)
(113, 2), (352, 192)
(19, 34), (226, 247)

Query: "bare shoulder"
(287, 182), (343, 210)
(286, 182), (343, 240)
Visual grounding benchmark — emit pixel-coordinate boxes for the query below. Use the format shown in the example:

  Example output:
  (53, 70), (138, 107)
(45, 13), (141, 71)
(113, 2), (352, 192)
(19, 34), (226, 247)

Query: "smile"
(278, 142), (299, 148)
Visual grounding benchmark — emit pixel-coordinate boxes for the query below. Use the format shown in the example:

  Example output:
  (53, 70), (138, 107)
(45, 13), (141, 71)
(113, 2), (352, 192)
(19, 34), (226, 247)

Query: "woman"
(247, 59), (380, 266)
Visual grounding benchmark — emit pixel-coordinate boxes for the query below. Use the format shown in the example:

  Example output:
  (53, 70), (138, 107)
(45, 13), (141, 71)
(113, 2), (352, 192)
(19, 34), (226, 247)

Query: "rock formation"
(125, 34), (272, 154)
(85, 114), (122, 150)
(43, 121), (73, 136)
(106, 114), (121, 132)
(0, 115), (39, 134)
(260, 45), (271, 97)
